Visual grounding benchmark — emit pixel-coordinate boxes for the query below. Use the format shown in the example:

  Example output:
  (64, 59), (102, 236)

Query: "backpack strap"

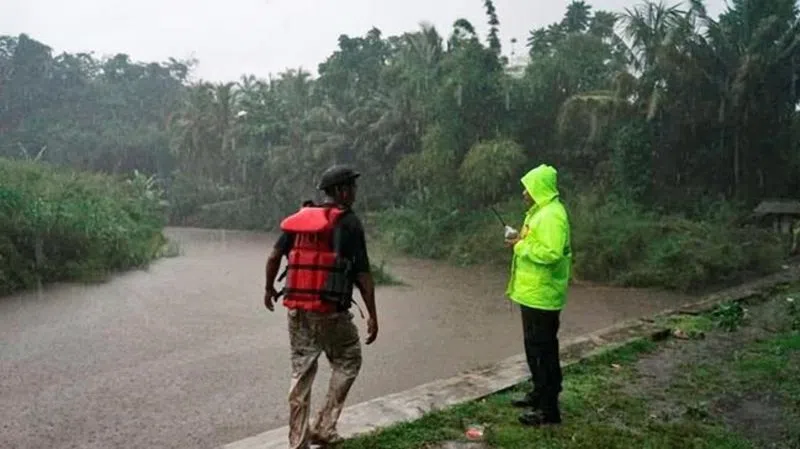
(330, 207), (351, 256)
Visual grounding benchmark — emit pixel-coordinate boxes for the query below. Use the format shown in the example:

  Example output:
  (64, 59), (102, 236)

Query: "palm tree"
(563, 1), (593, 33)
(484, 0), (502, 55)
(168, 81), (241, 182)
(704, 0), (800, 195)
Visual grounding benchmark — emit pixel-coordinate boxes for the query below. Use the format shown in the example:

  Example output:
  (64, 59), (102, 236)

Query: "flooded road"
(0, 227), (692, 449)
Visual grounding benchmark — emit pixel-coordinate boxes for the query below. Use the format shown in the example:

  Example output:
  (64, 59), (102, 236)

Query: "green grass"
(0, 158), (167, 295)
(658, 300), (750, 337)
(339, 298), (800, 449)
(660, 314), (715, 335)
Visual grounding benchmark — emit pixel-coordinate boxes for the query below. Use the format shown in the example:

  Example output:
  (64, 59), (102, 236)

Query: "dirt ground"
(627, 295), (800, 449)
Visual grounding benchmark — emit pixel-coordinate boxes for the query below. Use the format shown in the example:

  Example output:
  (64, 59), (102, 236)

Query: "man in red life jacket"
(264, 164), (378, 448)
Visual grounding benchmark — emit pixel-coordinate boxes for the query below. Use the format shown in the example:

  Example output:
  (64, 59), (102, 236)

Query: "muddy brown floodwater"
(0, 227), (692, 449)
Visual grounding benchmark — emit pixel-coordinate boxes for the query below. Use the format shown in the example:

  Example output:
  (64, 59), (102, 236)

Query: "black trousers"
(521, 305), (563, 414)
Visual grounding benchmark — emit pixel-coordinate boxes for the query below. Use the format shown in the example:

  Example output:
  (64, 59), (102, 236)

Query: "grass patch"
(340, 293), (800, 449)
(370, 193), (785, 292)
(708, 301), (748, 332)
(0, 158), (166, 295)
(659, 314), (715, 337)
(660, 300), (752, 337)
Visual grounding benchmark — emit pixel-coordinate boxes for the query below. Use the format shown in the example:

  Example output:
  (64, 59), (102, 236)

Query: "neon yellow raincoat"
(506, 164), (572, 311)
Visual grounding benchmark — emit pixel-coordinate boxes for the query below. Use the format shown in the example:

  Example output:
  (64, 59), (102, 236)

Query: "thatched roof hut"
(752, 200), (800, 234)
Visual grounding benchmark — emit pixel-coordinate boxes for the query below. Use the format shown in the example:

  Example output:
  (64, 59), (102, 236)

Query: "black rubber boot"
(519, 396), (561, 426)
(518, 409), (562, 426)
(511, 391), (541, 409)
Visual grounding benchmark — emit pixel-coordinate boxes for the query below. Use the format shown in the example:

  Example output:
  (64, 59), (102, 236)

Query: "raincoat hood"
(521, 164), (559, 206)
(507, 163), (571, 311)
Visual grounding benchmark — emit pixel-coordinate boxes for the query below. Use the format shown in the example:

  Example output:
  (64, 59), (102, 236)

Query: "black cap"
(317, 164), (361, 190)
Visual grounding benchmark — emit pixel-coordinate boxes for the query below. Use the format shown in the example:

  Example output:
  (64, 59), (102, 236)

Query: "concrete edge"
(220, 267), (800, 449)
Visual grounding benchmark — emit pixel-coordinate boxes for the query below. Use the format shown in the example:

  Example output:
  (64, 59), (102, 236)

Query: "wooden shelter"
(752, 200), (800, 234)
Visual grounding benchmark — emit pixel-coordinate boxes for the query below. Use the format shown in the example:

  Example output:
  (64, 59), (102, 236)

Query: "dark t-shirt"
(274, 207), (371, 281)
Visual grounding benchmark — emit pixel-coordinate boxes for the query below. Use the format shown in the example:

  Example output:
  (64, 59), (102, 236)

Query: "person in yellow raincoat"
(504, 164), (572, 426)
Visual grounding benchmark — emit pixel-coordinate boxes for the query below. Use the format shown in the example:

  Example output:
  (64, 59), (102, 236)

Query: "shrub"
(459, 138), (526, 205)
(567, 193), (784, 291)
(395, 125), (459, 196)
(0, 158), (166, 295)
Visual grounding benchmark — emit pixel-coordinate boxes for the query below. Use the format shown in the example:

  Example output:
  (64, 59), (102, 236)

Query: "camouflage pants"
(287, 309), (362, 449)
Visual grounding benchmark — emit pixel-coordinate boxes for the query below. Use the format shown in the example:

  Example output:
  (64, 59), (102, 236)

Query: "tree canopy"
(2, 0), (799, 224)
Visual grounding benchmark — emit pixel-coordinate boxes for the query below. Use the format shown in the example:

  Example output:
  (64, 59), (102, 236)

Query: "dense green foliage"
(371, 193), (784, 291)
(0, 159), (166, 295)
(2, 0), (799, 292)
(566, 194), (784, 290)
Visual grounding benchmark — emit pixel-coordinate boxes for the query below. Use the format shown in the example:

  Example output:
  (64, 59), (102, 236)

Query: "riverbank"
(0, 158), (169, 296)
(366, 193), (788, 293)
(335, 278), (800, 449)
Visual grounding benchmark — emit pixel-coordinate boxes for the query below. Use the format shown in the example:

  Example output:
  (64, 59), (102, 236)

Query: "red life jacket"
(278, 204), (352, 313)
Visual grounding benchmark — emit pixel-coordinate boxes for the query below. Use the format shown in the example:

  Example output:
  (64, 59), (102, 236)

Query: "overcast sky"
(4, 0), (727, 82)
